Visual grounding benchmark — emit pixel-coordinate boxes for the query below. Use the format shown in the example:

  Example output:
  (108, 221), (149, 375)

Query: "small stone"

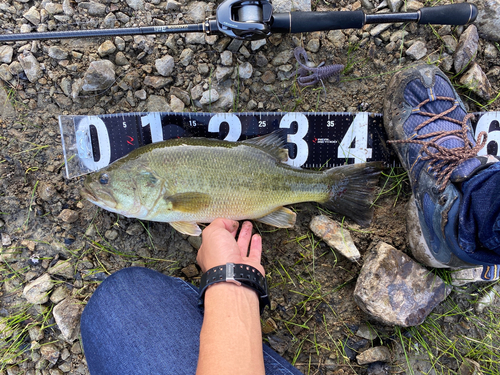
(125, 0), (144, 10)
(200, 89), (219, 105)
(215, 66), (233, 81)
(306, 38), (320, 53)
(187, 1), (207, 22)
(170, 95), (185, 112)
(37, 181), (57, 201)
(115, 51), (129, 66)
(98, 40), (116, 57)
(484, 43), (498, 60)
(441, 35), (457, 54)
(48, 260), (74, 279)
(147, 95), (171, 112)
(135, 89), (147, 100)
(181, 264), (199, 278)
(144, 76), (172, 89)
(238, 62), (253, 79)
(50, 286), (70, 304)
(451, 267), (498, 286)
(459, 63), (493, 100)
(355, 324), (378, 340)
(155, 55), (175, 76)
(185, 33), (205, 45)
(28, 326), (44, 341)
(58, 209), (79, 223)
(405, 41), (427, 60)
(24, 6), (41, 25)
(1, 233), (12, 247)
(179, 48), (194, 67)
(220, 51), (233, 66)
(458, 358), (483, 375)
(272, 0), (311, 12)
(18, 51), (42, 83)
(166, 0), (181, 10)
(53, 299), (84, 342)
(357, 346), (391, 365)
(327, 30), (346, 49)
(454, 25), (479, 74)
(250, 39), (266, 51)
(188, 235), (202, 250)
(40, 344), (60, 365)
(309, 215), (360, 262)
(261, 71), (276, 84)
(170, 87), (191, 105)
(126, 223), (143, 236)
(271, 50), (293, 66)
(227, 39), (244, 53)
(104, 229), (119, 241)
(0, 46), (13, 64)
(475, 284), (500, 314)
(387, 0), (402, 12)
(23, 274), (54, 304)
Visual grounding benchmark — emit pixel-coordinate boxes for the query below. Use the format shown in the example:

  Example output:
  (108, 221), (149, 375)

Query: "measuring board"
(59, 111), (500, 179)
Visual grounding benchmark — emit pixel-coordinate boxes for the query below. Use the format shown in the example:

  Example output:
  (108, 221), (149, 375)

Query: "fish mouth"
(81, 186), (97, 202)
(81, 185), (118, 209)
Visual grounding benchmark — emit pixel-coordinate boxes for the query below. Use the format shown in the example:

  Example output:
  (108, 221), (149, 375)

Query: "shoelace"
(390, 96), (487, 191)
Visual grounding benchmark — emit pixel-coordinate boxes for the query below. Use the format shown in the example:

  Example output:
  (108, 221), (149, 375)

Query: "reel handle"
(270, 3), (478, 34)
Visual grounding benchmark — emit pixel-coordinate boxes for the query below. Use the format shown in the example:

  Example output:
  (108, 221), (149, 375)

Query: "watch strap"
(198, 263), (270, 314)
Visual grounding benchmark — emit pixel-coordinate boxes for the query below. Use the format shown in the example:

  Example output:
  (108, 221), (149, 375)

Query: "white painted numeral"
(337, 113), (372, 163)
(475, 113), (500, 156)
(208, 113), (242, 141)
(76, 116), (111, 171)
(279, 113), (309, 167)
(140, 113), (164, 143)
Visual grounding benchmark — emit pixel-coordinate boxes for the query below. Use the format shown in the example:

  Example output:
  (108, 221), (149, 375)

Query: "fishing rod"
(0, 0), (478, 43)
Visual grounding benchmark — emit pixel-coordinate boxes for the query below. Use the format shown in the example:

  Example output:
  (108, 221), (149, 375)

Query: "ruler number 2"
(208, 113), (310, 167)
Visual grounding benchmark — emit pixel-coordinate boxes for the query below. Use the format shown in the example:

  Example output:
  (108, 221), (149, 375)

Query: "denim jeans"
(459, 162), (500, 260)
(80, 267), (304, 375)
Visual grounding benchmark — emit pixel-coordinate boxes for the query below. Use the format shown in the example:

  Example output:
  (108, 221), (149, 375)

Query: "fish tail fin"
(321, 162), (384, 227)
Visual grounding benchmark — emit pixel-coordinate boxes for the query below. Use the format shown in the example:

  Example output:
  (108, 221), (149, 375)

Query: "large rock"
(354, 242), (451, 327)
(53, 298), (84, 342)
(475, 0), (500, 42)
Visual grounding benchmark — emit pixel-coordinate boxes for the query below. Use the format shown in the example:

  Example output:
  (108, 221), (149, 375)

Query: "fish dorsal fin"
(255, 207), (296, 228)
(170, 221), (202, 236)
(242, 130), (288, 162)
(165, 192), (211, 213)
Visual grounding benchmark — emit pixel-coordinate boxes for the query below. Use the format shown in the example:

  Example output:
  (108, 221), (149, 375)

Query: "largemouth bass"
(81, 131), (383, 236)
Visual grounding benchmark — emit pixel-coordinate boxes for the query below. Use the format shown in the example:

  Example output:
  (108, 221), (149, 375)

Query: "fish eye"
(99, 174), (109, 185)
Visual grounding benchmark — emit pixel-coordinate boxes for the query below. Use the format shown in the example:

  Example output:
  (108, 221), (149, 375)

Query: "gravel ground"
(1, 0), (499, 374)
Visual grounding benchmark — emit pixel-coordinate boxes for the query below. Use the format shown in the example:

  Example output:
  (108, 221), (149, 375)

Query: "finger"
(237, 221), (253, 257)
(247, 234), (262, 263)
(204, 218), (239, 237)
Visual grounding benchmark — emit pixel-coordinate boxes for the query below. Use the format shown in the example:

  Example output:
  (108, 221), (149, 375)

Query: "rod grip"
(418, 3), (478, 25)
(271, 10), (365, 33)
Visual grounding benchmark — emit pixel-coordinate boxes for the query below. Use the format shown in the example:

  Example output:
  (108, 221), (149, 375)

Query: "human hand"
(197, 219), (264, 276)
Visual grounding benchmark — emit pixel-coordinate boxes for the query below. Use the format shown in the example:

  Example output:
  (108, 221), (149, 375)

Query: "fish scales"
(142, 139), (329, 221)
(82, 133), (383, 236)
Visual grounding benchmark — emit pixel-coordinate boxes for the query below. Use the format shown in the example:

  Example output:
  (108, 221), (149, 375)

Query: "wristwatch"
(198, 263), (270, 314)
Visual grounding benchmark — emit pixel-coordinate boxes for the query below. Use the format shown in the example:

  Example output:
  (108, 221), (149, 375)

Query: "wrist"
(198, 263), (270, 314)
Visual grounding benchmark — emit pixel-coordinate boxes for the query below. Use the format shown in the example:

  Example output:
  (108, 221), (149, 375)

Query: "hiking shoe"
(384, 63), (500, 279)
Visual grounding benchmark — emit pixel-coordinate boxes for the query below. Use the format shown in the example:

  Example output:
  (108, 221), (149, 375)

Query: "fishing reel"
(215, 0), (273, 40)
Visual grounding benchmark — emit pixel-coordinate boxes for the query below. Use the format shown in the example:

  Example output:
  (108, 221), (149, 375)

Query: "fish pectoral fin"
(255, 207), (296, 228)
(170, 221), (202, 236)
(165, 192), (211, 213)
